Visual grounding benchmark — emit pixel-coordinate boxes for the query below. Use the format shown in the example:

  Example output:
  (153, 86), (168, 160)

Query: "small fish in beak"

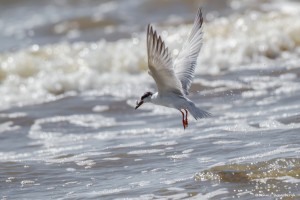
(135, 100), (144, 109)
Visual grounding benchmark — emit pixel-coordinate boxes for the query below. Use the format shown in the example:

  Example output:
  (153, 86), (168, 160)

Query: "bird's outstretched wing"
(174, 8), (204, 95)
(147, 25), (184, 95)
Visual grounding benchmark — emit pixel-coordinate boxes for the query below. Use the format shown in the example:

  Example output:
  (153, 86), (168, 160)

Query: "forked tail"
(186, 101), (212, 120)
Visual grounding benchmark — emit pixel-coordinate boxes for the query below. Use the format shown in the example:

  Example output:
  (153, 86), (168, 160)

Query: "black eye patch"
(141, 92), (153, 100)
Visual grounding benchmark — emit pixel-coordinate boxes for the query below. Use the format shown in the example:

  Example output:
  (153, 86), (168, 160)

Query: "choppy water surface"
(1, 0), (300, 199)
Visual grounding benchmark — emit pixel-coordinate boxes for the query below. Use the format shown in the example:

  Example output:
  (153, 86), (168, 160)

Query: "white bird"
(135, 8), (211, 129)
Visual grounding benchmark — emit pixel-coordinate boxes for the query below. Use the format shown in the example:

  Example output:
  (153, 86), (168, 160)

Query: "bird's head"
(135, 91), (153, 109)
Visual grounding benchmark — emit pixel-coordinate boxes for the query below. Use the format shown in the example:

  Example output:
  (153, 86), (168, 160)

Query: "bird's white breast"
(151, 92), (187, 109)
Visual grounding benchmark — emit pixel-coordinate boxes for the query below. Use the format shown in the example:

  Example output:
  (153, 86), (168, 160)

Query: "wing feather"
(174, 8), (204, 95)
(147, 25), (183, 95)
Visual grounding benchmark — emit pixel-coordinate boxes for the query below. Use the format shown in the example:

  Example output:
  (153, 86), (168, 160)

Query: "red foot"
(184, 119), (188, 128)
(182, 120), (186, 129)
(180, 109), (189, 129)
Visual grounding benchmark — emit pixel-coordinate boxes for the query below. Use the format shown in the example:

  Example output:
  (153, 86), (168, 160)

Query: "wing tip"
(196, 8), (204, 27)
(195, 110), (213, 120)
(147, 24), (169, 58)
(147, 24), (153, 36)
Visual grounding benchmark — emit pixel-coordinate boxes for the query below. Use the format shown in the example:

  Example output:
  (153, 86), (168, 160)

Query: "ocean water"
(1, 0), (300, 199)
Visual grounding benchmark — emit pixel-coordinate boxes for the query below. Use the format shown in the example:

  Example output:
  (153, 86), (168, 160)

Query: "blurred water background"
(1, 0), (300, 199)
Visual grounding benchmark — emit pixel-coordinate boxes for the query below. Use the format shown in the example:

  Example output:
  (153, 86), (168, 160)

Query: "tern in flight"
(135, 8), (211, 129)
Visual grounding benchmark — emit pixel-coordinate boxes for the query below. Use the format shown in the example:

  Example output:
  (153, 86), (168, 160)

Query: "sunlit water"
(1, 0), (300, 199)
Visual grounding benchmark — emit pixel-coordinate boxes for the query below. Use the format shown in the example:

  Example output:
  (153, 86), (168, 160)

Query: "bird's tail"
(186, 101), (212, 120)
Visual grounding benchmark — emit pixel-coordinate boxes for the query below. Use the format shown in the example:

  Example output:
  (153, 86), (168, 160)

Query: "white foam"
(223, 122), (258, 132)
(0, 112), (27, 118)
(276, 176), (300, 183)
(197, 157), (215, 163)
(0, 152), (31, 161)
(230, 146), (300, 163)
(102, 157), (121, 161)
(259, 120), (284, 129)
(168, 153), (190, 160)
(182, 149), (194, 154)
(192, 133), (225, 140)
(29, 114), (116, 142)
(127, 149), (164, 155)
(92, 105), (109, 112)
(0, 121), (20, 134)
(108, 141), (145, 149)
(244, 142), (261, 147)
(66, 168), (76, 172)
(213, 140), (241, 145)
(151, 141), (178, 146)
(21, 180), (35, 186)
(76, 160), (96, 168)
(161, 177), (192, 185)
(0, 9), (300, 108)
(46, 151), (109, 167)
(190, 189), (229, 199)
(129, 181), (150, 187)
(90, 187), (130, 196)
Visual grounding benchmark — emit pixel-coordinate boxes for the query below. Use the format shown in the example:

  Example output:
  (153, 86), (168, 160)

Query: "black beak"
(135, 100), (144, 109)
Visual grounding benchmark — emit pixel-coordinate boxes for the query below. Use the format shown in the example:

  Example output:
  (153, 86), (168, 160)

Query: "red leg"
(180, 110), (186, 129)
(184, 109), (188, 127)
